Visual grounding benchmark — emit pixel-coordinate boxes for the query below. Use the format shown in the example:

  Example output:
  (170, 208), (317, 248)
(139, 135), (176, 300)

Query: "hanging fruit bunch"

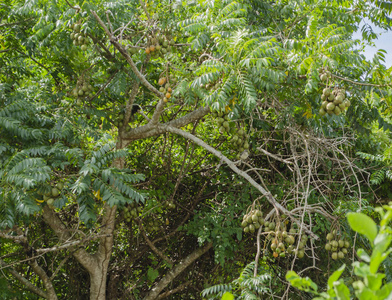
(69, 21), (89, 51)
(35, 182), (65, 209)
(143, 215), (161, 232)
(265, 218), (307, 259)
(241, 208), (264, 234)
(211, 109), (249, 159)
(325, 230), (350, 260)
(123, 202), (143, 223)
(318, 68), (351, 117)
(71, 75), (94, 105)
(319, 87), (350, 116)
(158, 75), (177, 103)
(144, 33), (176, 59)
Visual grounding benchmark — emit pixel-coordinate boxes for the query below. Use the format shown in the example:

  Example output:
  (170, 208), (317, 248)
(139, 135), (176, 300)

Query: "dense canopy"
(1, 0), (392, 299)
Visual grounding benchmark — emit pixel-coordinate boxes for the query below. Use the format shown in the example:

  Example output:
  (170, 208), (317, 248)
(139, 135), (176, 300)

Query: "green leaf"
(147, 268), (159, 282)
(347, 212), (378, 243)
(328, 264), (345, 289)
(334, 281), (351, 300)
(221, 291), (235, 300)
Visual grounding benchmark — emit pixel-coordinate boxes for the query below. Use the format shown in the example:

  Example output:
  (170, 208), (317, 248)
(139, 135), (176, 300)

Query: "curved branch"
(162, 126), (319, 240)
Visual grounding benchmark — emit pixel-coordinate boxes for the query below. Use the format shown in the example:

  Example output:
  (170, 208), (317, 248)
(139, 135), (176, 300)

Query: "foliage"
(287, 203), (392, 299)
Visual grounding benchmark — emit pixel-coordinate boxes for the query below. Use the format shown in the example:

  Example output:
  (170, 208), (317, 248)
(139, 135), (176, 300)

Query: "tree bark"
(143, 242), (212, 300)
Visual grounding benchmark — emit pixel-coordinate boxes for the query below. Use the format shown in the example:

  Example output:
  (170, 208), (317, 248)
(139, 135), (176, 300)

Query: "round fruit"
(52, 188), (60, 197)
(255, 210), (262, 217)
(334, 106), (341, 115)
(331, 240), (339, 247)
(249, 224), (255, 232)
(165, 93), (171, 99)
(338, 240), (345, 248)
(326, 102), (335, 111)
(81, 45), (87, 51)
(320, 74), (328, 82)
(323, 88), (331, 96)
(319, 108), (326, 116)
(271, 242), (277, 250)
(342, 248), (348, 254)
(47, 198), (54, 206)
(325, 243), (332, 251)
(332, 252), (338, 260)
(343, 99), (351, 108)
(297, 250), (304, 258)
(344, 241), (350, 248)
(241, 220), (247, 227)
(244, 226), (249, 233)
(338, 251), (344, 259)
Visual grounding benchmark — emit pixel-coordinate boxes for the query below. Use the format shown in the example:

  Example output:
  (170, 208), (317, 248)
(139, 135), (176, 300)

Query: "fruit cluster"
(158, 76), (175, 103)
(143, 216), (161, 232)
(123, 202), (143, 223)
(213, 110), (231, 134)
(144, 35), (175, 58)
(163, 200), (176, 210)
(35, 182), (64, 208)
(241, 209), (264, 233)
(71, 77), (94, 103)
(211, 110), (249, 158)
(69, 22), (89, 51)
(319, 87), (351, 116)
(325, 231), (350, 260)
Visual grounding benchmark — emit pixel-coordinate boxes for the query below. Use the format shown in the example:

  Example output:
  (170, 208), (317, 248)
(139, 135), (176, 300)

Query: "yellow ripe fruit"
(165, 93), (171, 99)
(145, 48), (150, 54)
(163, 97), (168, 103)
(149, 45), (155, 52)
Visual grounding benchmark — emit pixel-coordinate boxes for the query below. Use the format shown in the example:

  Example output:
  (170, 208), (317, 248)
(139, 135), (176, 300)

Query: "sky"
(352, 21), (392, 68)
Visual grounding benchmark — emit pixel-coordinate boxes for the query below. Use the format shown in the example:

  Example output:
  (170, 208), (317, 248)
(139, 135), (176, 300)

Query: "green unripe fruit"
(338, 251), (344, 259)
(328, 94), (335, 101)
(249, 224), (255, 233)
(241, 220), (248, 227)
(271, 242), (277, 250)
(319, 108), (326, 116)
(331, 240), (339, 247)
(52, 188), (60, 197)
(343, 99), (351, 108)
(332, 252), (338, 260)
(338, 240), (345, 248)
(344, 241), (350, 248)
(326, 102), (335, 111)
(254, 222), (261, 229)
(81, 45), (87, 51)
(244, 226), (249, 233)
(252, 215), (259, 222)
(320, 73), (328, 82)
(325, 243), (332, 251)
(297, 250), (304, 258)
(255, 210), (262, 217)
(334, 106), (341, 115)
(323, 88), (331, 96)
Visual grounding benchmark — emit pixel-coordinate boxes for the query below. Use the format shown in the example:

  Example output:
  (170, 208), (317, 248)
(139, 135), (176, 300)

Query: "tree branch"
(0, 258), (48, 299)
(162, 126), (319, 240)
(143, 242), (212, 300)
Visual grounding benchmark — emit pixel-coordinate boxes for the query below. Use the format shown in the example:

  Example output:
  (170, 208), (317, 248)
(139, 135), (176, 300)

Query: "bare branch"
(163, 125), (319, 240)
(0, 258), (48, 299)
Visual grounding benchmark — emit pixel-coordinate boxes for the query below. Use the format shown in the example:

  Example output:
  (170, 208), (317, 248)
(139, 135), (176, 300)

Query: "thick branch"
(143, 242), (212, 300)
(162, 126), (318, 240)
(28, 259), (58, 300)
(122, 106), (210, 143)
(0, 258), (47, 299)
(41, 206), (96, 272)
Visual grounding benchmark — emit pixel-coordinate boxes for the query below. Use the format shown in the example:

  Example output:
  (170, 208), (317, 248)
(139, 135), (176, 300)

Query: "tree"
(1, 0), (392, 299)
